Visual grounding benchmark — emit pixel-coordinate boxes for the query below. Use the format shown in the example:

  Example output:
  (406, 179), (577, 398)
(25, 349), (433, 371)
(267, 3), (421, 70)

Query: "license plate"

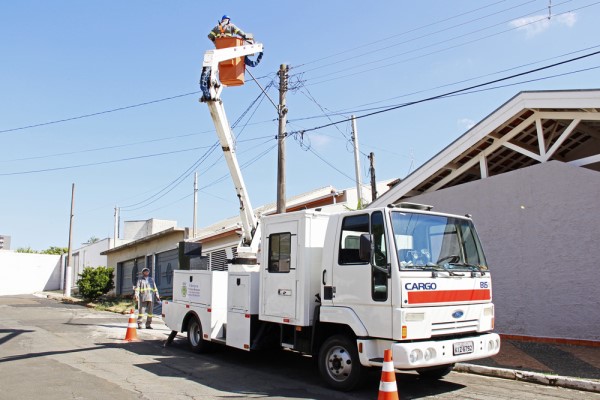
(453, 341), (474, 355)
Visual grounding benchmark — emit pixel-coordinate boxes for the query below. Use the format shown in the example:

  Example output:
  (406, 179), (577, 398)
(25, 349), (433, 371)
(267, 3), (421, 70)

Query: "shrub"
(77, 266), (115, 301)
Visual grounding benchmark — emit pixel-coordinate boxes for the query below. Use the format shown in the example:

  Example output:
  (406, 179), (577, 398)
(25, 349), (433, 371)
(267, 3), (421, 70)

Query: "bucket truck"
(163, 39), (500, 391)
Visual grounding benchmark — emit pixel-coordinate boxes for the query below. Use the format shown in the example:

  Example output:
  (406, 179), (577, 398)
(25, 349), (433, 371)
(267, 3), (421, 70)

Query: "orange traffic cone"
(124, 309), (139, 342)
(378, 349), (399, 400)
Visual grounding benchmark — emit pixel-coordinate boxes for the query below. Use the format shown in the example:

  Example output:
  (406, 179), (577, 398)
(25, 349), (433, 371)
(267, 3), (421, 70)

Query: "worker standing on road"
(134, 268), (160, 329)
(208, 15), (247, 43)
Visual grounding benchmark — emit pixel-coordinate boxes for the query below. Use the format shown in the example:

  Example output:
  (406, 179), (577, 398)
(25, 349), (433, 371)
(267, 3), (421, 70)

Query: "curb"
(455, 363), (600, 393)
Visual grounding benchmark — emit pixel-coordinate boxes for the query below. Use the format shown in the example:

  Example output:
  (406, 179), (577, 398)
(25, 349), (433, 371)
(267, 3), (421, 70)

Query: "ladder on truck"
(199, 38), (264, 264)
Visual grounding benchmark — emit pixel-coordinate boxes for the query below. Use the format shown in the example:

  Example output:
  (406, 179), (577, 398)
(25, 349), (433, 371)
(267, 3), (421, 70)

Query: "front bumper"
(358, 332), (500, 369)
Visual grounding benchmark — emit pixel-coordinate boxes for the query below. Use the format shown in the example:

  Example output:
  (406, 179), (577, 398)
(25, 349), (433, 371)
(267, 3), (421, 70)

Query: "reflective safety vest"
(208, 22), (245, 41)
(134, 276), (158, 302)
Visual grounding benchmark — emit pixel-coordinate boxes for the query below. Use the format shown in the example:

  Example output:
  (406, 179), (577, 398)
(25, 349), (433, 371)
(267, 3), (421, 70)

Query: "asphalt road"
(0, 294), (597, 400)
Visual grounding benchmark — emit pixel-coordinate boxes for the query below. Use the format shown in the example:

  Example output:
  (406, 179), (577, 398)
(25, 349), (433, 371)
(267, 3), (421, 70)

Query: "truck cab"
(257, 203), (499, 390)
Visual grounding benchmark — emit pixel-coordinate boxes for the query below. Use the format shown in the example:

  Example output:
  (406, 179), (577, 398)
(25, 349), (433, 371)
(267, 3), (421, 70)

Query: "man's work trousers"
(137, 300), (154, 327)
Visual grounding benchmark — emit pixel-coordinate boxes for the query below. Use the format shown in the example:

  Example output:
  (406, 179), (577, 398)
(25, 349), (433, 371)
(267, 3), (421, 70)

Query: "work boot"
(146, 325), (153, 330)
(137, 324), (142, 329)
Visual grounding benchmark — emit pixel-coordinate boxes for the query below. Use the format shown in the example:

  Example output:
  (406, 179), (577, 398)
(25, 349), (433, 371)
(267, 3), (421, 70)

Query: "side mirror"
(359, 234), (372, 262)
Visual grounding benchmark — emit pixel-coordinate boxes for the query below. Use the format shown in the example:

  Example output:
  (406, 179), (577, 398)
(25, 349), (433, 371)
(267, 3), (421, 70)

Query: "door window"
(371, 211), (388, 301)
(268, 233), (292, 273)
(338, 214), (369, 265)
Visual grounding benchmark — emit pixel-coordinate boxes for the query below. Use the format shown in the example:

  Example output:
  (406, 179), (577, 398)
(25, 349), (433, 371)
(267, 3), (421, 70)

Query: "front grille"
(431, 319), (478, 336)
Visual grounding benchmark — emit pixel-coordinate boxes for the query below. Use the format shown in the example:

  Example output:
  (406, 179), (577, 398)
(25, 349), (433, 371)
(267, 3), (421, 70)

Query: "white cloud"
(458, 118), (475, 130)
(308, 134), (332, 150)
(509, 12), (576, 37)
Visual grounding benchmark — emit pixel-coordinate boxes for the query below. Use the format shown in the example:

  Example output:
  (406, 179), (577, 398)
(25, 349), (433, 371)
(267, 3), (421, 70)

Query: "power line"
(0, 144), (212, 176)
(292, 0), (520, 70)
(0, 91), (201, 135)
(290, 48), (600, 135)
(301, 1), (591, 86)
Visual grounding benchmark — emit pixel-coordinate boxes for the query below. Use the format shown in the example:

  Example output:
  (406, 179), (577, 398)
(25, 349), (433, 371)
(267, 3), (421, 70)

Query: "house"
(369, 89), (600, 342)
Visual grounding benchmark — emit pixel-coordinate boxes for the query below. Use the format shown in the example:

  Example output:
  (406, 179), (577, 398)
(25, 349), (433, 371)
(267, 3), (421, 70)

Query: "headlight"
(409, 349), (423, 364)
(405, 312), (425, 322)
(483, 306), (494, 317)
(424, 348), (436, 361)
(488, 340), (496, 351)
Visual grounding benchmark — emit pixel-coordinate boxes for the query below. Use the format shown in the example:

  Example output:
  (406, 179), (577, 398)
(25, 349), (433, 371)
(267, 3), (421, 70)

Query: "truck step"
(369, 357), (384, 363)
(211, 337), (226, 345)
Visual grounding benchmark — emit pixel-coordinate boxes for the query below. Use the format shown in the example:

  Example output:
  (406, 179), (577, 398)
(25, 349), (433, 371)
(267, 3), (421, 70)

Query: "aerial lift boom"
(199, 41), (264, 263)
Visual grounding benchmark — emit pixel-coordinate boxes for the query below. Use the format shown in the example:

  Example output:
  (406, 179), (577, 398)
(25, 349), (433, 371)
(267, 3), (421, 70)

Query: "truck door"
(261, 220), (298, 320)
(332, 211), (392, 338)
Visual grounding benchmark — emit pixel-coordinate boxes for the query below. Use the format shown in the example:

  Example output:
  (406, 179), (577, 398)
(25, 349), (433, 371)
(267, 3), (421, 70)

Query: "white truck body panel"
(259, 211), (330, 326)
(226, 271), (259, 350)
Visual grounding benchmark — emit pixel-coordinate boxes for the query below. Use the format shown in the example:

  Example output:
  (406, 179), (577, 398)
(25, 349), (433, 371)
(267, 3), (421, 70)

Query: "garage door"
(155, 249), (179, 297)
(119, 257), (146, 295)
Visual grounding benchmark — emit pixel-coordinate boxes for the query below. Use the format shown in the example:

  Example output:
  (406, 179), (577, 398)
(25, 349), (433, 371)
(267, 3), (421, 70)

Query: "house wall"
(407, 161), (600, 341)
(0, 251), (62, 295)
(105, 231), (185, 295)
(71, 238), (112, 290)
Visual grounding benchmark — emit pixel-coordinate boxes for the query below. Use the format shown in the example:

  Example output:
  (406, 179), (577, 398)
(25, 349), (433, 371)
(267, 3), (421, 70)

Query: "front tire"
(417, 363), (454, 379)
(318, 334), (365, 391)
(187, 316), (210, 353)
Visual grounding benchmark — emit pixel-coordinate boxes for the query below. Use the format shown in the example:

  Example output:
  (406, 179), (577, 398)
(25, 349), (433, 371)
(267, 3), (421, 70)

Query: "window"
(338, 214), (369, 264)
(371, 211), (388, 301)
(268, 233), (292, 273)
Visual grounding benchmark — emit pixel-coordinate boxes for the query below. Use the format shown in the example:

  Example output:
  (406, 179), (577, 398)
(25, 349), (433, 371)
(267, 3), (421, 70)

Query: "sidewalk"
(457, 336), (600, 393)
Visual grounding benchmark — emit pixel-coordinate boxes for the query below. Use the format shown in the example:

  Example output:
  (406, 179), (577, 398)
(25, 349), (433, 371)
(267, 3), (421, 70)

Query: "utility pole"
(64, 183), (75, 297)
(113, 205), (119, 248)
(369, 152), (378, 201)
(276, 64), (288, 214)
(351, 115), (363, 208)
(193, 172), (198, 237)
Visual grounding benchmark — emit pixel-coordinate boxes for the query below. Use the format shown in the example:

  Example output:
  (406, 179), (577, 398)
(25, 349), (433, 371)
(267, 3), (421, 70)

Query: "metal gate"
(155, 249), (178, 297)
(119, 257), (146, 295)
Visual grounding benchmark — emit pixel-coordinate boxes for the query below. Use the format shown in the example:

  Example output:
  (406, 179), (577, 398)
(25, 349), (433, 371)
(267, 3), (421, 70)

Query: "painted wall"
(71, 238), (112, 288)
(407, 161), (600, 341)
(0, 251), (62, 295)
(105, 231), (185, 295)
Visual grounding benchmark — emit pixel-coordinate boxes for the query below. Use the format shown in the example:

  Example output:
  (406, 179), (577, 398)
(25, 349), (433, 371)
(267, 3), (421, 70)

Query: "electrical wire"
(302, 2), (596, 86)
(289, 48), (600, 135)
(0, 91), (201, 135)
(0, 145), (215, 177)
(292, 0), (524, 70)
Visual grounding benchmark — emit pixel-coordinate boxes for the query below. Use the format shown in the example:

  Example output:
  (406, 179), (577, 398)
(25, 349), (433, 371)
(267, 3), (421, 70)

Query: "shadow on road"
(0, 329), (35, 346)
(98, 336), (466, 400)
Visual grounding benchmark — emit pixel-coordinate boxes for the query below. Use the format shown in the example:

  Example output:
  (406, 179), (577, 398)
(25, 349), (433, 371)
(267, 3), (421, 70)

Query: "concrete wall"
(0, 251), (62, 295)
(407, 161), (600, 341)
(122, 219), (176, 241)
(71, 238), (112, 288)
(106, 231), (185, 295)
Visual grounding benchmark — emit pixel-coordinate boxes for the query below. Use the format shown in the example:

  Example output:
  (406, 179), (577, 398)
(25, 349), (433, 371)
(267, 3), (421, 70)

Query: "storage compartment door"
(261, 220), (298, 320)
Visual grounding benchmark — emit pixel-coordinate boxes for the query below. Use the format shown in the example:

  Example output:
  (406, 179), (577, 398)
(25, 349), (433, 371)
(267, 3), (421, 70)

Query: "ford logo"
(452, 310), (464, 319)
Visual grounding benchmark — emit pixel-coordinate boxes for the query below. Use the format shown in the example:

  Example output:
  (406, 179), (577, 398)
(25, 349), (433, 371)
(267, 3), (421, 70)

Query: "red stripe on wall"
(407, 289), (491, 304)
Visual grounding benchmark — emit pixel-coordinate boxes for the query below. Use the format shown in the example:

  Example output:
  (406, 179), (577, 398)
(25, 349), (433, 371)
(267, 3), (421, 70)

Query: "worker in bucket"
(208, 15), (248, 43)
(134, 268), (160, 329)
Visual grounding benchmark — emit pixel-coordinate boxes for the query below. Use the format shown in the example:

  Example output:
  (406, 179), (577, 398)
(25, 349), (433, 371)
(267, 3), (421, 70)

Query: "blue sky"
(2, 1), (599, 250)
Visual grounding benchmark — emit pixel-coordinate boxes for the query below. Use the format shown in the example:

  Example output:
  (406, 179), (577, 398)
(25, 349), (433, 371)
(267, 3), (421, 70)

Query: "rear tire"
(318, 334), (365, 391)
(187, 316), (210, 353)
(417, 363), (454, 379)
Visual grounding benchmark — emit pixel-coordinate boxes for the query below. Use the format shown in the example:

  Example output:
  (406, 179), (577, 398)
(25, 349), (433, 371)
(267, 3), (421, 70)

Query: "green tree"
(77, 266), (115, 301)
(85, 236), (100, 244)
(15, 247), (38, 253)
(41, 246), (68, 255)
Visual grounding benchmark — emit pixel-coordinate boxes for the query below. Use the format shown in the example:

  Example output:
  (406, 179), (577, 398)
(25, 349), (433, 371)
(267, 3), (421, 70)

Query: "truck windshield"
(391, 211), (488, 271)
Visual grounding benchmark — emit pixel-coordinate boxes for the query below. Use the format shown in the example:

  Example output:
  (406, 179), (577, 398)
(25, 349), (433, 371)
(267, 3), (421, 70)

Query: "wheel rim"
(189, 321), (200, 346)
(325, 345), (353, 382)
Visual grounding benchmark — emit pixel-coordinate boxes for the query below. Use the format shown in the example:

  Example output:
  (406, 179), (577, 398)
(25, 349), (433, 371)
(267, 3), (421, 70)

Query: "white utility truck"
(163, 40), (500, 391)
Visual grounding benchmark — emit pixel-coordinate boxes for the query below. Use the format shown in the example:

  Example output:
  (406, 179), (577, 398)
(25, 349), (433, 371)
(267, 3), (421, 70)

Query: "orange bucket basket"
(215, 37), (246, 86)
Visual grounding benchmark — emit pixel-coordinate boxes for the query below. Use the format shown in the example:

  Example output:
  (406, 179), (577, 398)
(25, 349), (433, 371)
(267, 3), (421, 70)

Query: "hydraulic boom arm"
(200, 41), (264, 259)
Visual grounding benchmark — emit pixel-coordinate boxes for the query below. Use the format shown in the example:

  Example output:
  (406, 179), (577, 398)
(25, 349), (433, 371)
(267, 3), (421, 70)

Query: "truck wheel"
(417, 364), (454, 379)
(318, 335), (365, 391)
(187, 316), (210, 353)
